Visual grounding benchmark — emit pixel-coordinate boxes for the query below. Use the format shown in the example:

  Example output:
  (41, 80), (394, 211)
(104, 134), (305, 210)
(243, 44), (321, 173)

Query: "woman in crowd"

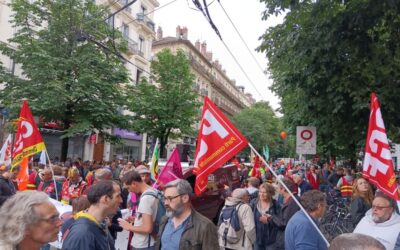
(250, 183), (281, 250)
(350, 177), (373, 227)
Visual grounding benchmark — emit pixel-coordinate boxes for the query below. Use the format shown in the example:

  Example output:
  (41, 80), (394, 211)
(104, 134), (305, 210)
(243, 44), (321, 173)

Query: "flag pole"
(248, 143), (329, 247)
(44, 150), (59, 201)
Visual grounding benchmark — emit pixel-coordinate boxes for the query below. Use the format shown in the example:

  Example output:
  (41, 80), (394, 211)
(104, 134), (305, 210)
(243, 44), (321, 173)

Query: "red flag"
(194, 97), (248, 195)
(231, 157), (241, 168)
(155, 147), (183, 188)
(12, 100), (46, 168)
(250, 155), (261, 177)
(363, 93), (399, 200)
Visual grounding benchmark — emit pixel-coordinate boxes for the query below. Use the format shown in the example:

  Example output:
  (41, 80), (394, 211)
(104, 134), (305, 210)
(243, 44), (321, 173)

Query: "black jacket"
(155, 209), (219, 250)
(271, 196), (300, 250)
(250, 198), (281, 248)
(62, 217), (115, 250)
(350, 196), (371, 227)
(0, 175), (16, 207)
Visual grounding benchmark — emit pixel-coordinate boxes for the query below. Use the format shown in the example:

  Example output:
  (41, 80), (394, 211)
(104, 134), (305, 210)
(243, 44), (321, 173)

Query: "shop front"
(111, 128), (143, 162)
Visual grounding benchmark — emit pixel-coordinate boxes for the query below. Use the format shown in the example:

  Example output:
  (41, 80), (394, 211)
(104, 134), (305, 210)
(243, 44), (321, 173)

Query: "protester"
(292, 173), (312, 196)
(0, 166), (20, 206)
(119, 161), (134, 180)
(306, 165), (319, 190)
(329, 233), (385, 250)
(353, 192), (400, 250)
(37, 167), (62, 201)
(350, 177), (373, 227)
(61, 196), (90, 236)
(218, 188), (256, 250)
(318, 163), (331, 193)
(271, 178), (300, 250)
(136, 164), (154, 185)
(119, 170), (160, 250)
(60, 166), (87, 205)
(246, 177), (260, 202)
(155, 179), (219, 250)
(250, 183), (281, 250)
(62, 181), (122, 250)
(327, 167), (344, 188)
(111, 161), (122, 181)
(0, 191), (63, 250)
(337, 168), (353, 201)
(285, 190), (328, 250)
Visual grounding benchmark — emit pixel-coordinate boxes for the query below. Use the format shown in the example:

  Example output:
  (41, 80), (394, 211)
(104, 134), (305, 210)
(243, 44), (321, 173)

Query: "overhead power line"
(217, 1), (267, 75)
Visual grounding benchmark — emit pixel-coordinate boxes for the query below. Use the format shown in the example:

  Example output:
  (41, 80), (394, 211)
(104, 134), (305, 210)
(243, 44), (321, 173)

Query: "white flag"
(39, 150), (47, 165)
(0, 135), (12, 166)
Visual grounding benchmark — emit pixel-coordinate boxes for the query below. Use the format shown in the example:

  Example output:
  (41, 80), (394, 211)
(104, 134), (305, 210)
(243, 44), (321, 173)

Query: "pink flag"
(155, 148), (183, 188)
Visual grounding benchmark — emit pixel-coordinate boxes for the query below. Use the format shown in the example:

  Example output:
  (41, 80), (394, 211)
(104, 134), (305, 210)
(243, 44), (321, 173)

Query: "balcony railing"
(136, 13), (155, 32)
(124, 36), (138, 56)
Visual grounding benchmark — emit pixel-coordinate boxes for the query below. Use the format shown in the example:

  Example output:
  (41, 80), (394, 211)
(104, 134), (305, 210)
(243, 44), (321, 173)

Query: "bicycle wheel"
(320, 222), (344, 242)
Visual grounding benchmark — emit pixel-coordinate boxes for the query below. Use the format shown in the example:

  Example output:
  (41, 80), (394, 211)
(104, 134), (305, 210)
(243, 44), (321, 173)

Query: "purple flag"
(155, 148), (183, 188)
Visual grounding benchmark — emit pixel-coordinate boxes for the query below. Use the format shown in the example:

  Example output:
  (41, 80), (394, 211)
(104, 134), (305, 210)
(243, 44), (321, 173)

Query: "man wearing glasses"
(354, 191), (400, 250)
(0, 191), (63, 250)
(155, 179), (219, 250)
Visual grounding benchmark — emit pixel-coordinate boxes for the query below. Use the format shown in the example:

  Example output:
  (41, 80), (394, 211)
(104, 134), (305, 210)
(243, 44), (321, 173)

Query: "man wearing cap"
(136, 165), (154, 185)
(0, 166), (20, 206)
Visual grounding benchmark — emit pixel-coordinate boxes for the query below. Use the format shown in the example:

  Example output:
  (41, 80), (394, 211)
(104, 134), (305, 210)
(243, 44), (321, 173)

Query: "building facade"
(152, 26), (255, 158)
(0, 0), (159, 162)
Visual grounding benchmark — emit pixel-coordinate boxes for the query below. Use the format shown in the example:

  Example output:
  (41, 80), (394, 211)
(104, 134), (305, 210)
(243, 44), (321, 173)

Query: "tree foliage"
(259, 0), (400, 158)
(0, 0), (132, 160)
(231, 101), (294, 159)
(129, 48), (201, 158)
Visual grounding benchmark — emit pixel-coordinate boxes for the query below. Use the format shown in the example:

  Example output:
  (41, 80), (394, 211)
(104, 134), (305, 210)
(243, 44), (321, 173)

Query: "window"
(139, 36), (145, 52)
(136, 69), (143, 84)
(122, 23), (129, 38)
(141, 5), (147, 14)
(106, 15), (114, 28)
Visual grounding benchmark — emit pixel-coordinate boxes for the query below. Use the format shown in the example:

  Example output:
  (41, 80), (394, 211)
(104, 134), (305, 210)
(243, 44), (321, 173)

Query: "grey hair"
(232, 188), (248, 199)
(300, 190), (326, 212)
(0, 191), (49, 245)
(329, 233), (385, 250)
(164, 179), (193, 197)
(95, 168), (113, 181)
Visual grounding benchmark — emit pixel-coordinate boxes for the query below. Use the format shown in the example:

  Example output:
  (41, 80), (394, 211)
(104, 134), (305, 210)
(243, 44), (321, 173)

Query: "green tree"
(129, 48), (201, 158)
(0, 0), (132, 161)
(231, 101), (293, 159)
(258, 0), (400, 159)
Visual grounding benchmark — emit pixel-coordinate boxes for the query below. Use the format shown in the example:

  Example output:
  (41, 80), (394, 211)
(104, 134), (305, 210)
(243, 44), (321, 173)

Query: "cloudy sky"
(153, 0), (284, 110)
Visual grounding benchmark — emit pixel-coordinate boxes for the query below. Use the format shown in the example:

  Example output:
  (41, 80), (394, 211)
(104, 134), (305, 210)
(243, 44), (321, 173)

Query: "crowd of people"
(0, 158), (399, 250)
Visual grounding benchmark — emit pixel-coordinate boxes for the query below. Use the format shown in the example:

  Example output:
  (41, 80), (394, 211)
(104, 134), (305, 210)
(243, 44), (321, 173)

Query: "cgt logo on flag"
(194, 97), (248, 195)
(363, 93), (399, 200)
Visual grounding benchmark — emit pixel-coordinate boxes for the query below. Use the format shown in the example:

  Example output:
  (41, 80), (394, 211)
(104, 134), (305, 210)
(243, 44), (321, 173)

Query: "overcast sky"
(153, 0), (284, 111)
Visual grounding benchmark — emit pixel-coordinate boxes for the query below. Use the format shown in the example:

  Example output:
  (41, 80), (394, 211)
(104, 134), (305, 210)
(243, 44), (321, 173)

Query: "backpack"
(140, 189), (166, 236)
(217, 203), (245, 247)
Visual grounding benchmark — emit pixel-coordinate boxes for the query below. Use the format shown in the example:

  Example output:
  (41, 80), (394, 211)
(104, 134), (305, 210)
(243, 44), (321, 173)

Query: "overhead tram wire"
(190, 0), (265, 100)
(217, 1), (267, 76)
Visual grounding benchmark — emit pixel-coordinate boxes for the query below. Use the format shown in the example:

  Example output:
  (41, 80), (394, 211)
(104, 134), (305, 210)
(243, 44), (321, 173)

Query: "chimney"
(201, 41), (207, 55)
(182, 26), (188, 39)
(195, 40), (200, 51)
(157, 26), (163, 40)
(176, 25), (181, 38)
(206, 52), (213, 61)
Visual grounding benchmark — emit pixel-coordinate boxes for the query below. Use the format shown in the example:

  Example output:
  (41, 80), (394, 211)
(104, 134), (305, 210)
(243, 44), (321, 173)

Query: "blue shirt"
(161, 216), (190, 250)
(285, 210), (327, 250)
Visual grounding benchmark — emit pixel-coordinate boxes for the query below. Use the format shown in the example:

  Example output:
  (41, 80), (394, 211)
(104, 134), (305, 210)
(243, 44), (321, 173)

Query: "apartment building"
(0, 0), (159, 162)
(152, 25), (255, 159)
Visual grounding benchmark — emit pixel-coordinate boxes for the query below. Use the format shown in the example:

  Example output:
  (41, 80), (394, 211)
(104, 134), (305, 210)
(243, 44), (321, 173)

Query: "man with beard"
(155, 179), (219, 250)
(62, 181), (122, 250)
(354, 192), (400, 250)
